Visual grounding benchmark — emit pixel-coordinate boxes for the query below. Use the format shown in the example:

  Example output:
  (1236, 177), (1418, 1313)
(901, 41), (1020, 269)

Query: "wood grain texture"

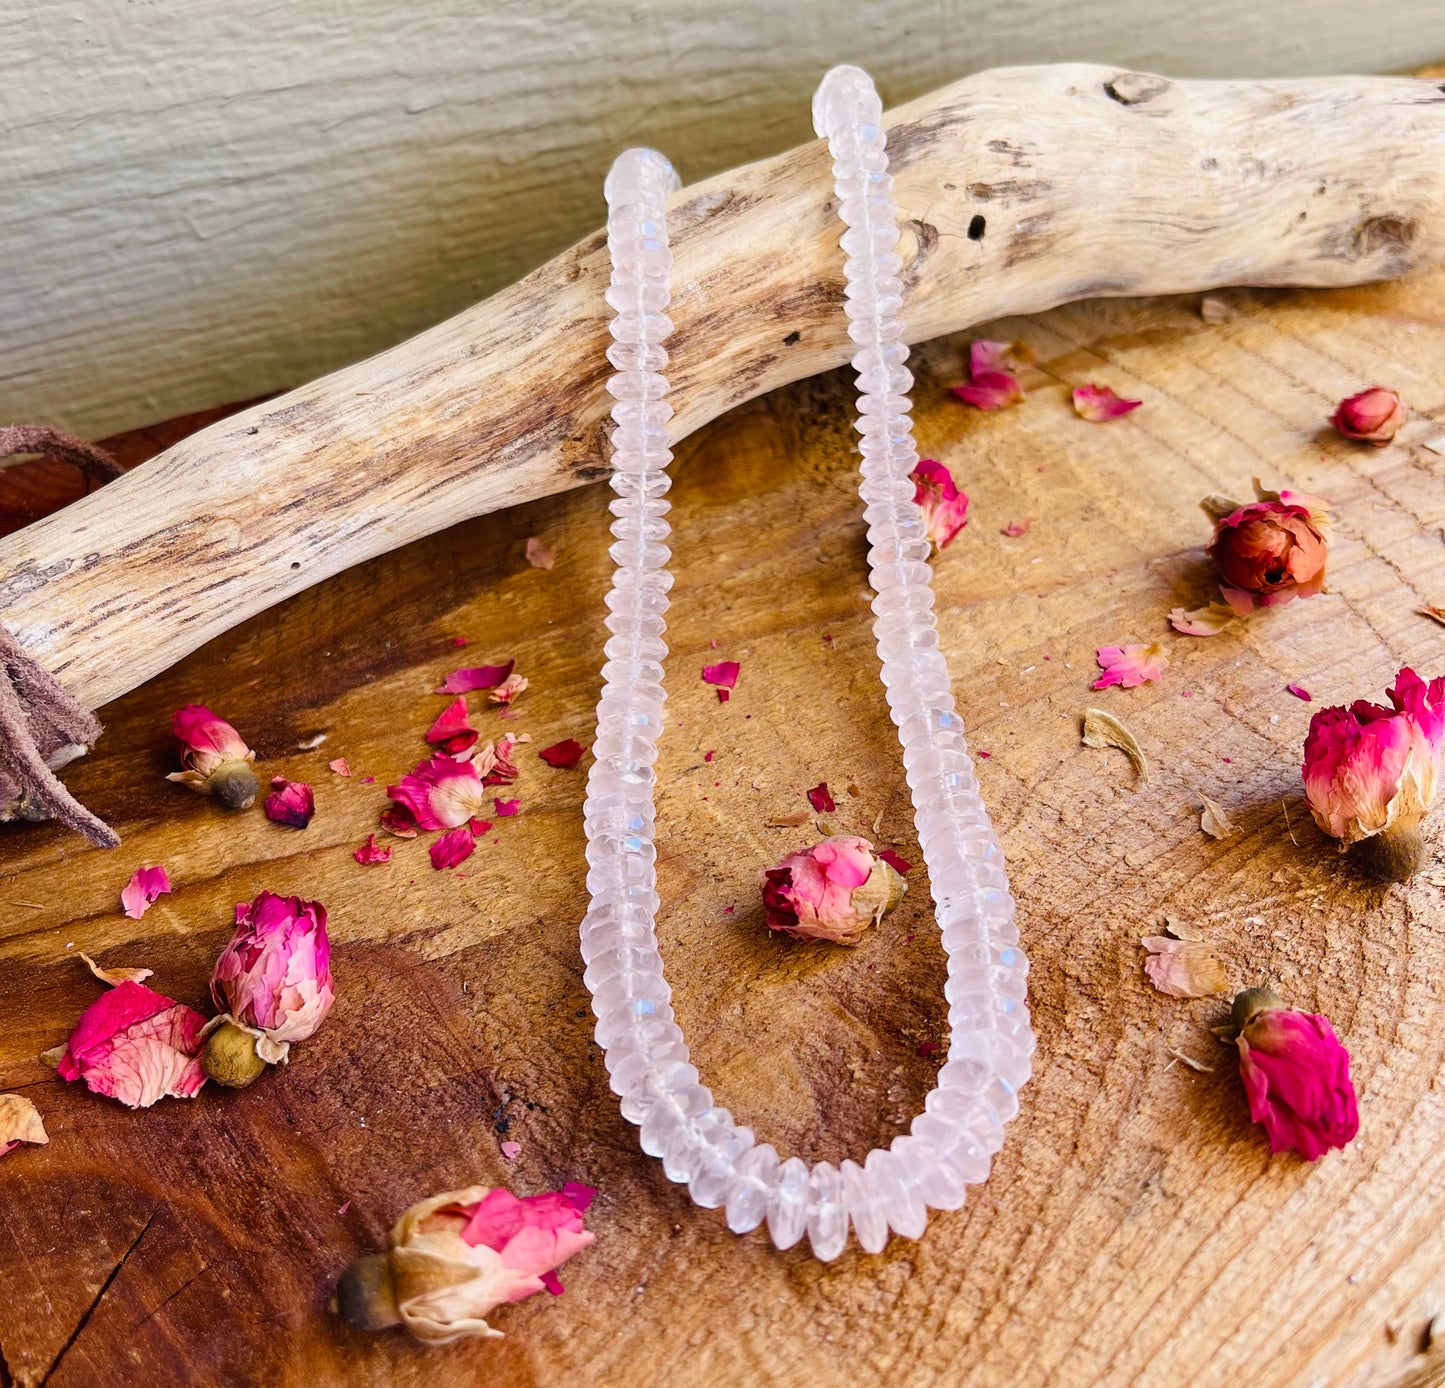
(2, 66), (1441, 720)
(1, 267), (1441, 1387)
(5, 3), (1440, 441)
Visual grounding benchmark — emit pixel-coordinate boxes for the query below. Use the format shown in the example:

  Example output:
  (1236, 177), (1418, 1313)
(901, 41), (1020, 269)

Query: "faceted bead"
(806, 1161), (850, 1263)
(840, 1158), (888, 1254)
(766, 1157), (811, 1251)
(726, 1143), (779, 1234)
(865, 1148), (927, 1241)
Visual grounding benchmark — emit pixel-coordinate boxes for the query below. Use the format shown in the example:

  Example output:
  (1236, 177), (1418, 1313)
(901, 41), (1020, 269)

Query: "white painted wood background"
(3, 0), (1437, 438)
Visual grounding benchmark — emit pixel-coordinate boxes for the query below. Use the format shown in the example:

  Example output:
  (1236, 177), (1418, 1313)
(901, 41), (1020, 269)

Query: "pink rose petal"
(1286, 683), (1313, 701)
(426, 697), (479, 757)
(525, 537), (556, 570)
(500, 1140), (522, 1160)
(1072, 383), (1143, 422)
(539, 738), (585, 768)
(951, 371), (1023, 411)
(379, 804), (419, 838)
(56, 981), (207, 1108)
(328, 757), (351, 777)
(354, 834), (393, 865)
(489, 672), (528, 706)
(120, 865), (172, 920)
(264, 778), (315, 829)
(1001, 519), (1031, 537)
(494, 798), (521, 817)
(909, 459), (970, 551)
(437, 660), (515, 695)
(878, 849), (912, 875)
(702, 661), (739, 690)
(430, 826), (477, 870)
(1093, 642), (1169, 690)
(806, 782), (836, 813)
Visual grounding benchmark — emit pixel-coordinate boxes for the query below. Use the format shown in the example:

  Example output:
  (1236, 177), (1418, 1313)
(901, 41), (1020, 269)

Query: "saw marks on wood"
(0, 271), (1442, 1387)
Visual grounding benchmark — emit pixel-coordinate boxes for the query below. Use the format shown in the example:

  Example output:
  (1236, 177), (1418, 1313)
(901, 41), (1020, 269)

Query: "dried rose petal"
(0, 1093), (48, 1157)
(877, 849), (912, 875)
(760, 835), (905, 946)
(329, 757), (352, 778)
(427, 698), (479, 758)
(806, 782), (836, 813)
(1286, 683), (1312, 702)
(166, 705), (258, 808)
(909, 459), (970, 552)
(494, 798), (520, 817)
(430, 826), (477, 870)
(1228, 988), (1358, 1160)
(380, 805), (420, 839)
(388, 756), (487, 830)
(335, 1183), (596, 1343)
(79, 953), (153, 987)
(970, 339), (1035, 377)
(481, 738), (520, 788)
(500, 1140), (522, 1160)
(1072, 384), (1142, 422)
(1169, 601), (1239, 637)
(355, 834), (393, 865)
(1140, 936), (1228, 997)
(1001, 519), (1031, 537)
(57, 980), (207, 1108)
(951, 371), (1023, 411)
(437, 661), (515, 695)
(538, 739), (585, 769)
(702, 661), (739, 690)
(1331, 387), (1405, 446)
(264, 778), (315, 829)
(121, 865), (172, 920)
(525, 537), (556, 570)
(1093, 642), (1168, 690)
(489, 672), (528, 706)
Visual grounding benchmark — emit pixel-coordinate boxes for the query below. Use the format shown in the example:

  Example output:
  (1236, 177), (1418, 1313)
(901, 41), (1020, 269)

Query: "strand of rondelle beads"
(580, 67), (1033, 1262)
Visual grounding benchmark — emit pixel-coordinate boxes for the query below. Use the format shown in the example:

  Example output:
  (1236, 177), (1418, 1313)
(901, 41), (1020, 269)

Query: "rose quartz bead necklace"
(580, 66), (1034, 1261)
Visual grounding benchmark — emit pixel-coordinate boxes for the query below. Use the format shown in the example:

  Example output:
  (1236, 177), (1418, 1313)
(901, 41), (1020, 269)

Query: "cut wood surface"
(1, 265), (1442, 1387)
(1, 66), (1441, 716)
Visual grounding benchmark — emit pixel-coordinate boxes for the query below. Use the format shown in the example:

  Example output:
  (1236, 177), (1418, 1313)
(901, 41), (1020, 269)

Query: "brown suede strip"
(0, 424), (123, 486)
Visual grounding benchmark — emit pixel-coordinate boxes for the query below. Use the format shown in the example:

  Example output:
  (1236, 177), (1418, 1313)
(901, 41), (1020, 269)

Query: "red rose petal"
(917, 1041), (940, 1057)
(806, 782), (835, 813)
(379, 805), (420, 839)
(354, 834), (392, 865)
(436, 660), (515, 695)
(430, 826), (476, 870)
(1286, 683), (1313, 701)
(263, 779), (315, 829)
(539, 738), (585, 769)
(494, 797), (521, 817)
(1072, 383), (1143, 422)
(427, 697), (479, 756)
(878, 849), (912, 875)
(702, 661), (739, 689)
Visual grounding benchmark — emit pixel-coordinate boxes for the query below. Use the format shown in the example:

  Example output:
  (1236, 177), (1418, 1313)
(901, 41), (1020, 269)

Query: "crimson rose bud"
(1331, 386), (1405, 446)
(1229, 988), (1358, 1161)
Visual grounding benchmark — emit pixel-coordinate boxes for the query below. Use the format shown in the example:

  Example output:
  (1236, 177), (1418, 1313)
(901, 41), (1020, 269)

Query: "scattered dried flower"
(206, 891), (334, 1084)
(437, 661), (515, 696)
(483, 736), (520, 787)
(166, 704), (258, 808)
(57, 980), (207, 1108)
(909, 459), (970, 551)
(1418, 604), (1445, 626)
(1072, 384), (1142, 422)
(431, 826), (477, 871)
(1206, 483), (1330, 614)
(380, 805), (420, 838)
(539, 739), (585, 769)
(1199, 794), (1236, 839)
(494, 798), (520, 817)
(427, 697), (479, 758)
(329, 757), (352, 777)
(1302, 666), (1442, 879)
(334, 1183), (596, 1344)
(0, 1093), (48, 1157)
(1331, 386), (1405, 446)
(806, 782), (836, 813)
(1223, 988), (1358, 1160)
(79, 952), (153, 987)
(760, 835), (905, 945)
(388, 756), (488, 830)
(1093, 642), (1168, 690)
(1285, 683), (1312, 702)
(971, 339), (1035, 376)
(121, 865), (172, 920)
(264, 778), (316, 829)
(951, 339), (1030, 411)
(877, 848), (912, 875)
(489, 672), (528, 706)
(1140, 936), (1228, 997)
(355, 834), (393, 865)
(1169, 600), (1239, 637)
(525, 537), (556, 571)
(1081, 707), (1149, 782)
(766, 810), (809, 828)
(702, 662), (739, 693)
(1001, 519), (1031, 537)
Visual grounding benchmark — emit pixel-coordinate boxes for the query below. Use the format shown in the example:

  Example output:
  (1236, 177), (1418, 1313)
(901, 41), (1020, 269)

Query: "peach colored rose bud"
(334, 1182), (596, 1344)
(759, 835), (905, 945)
(1302, 666), (1442, 880)
(1206, 484), (1330, 614)
(56, 979), (208, 1108)
(909, 459), (970, 552)
(206, 891), (334, 1080)
(165, 704), (258, 808)
(1226, 988), (1358, 1161)
(1331, 386), (1405, 446)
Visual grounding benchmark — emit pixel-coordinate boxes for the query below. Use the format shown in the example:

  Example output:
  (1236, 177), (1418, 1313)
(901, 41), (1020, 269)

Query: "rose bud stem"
(202, 1020), (267, 1088)
(333, 1254), (402, 1332)
(1356, 826), (1426, 884)
(211, 761), (259, 810)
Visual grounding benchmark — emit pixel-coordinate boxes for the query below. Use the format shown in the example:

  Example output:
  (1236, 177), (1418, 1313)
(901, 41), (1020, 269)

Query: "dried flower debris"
(1081, 708), (1149, 783)
(1072, 384), (1142, 421)
(121, 865), (172, 920)
(1093, 642), (1168, 690)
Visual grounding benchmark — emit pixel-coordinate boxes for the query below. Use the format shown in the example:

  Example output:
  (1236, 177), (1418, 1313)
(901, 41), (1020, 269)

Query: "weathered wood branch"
(2, 64), (1441, 712)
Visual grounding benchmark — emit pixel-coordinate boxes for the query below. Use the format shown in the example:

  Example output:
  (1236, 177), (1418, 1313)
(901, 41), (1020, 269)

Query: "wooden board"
(1, 268), (1442, 1388)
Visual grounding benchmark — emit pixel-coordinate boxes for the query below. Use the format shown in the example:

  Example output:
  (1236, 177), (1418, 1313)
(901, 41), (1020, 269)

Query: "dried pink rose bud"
(909, 459), (969, 551)
(56, 979), (207, 1108)
(1226, 988), (1358, 1161)
(205, 891), (334, 1084)
(166, 704), (258, 808)
(387, 755), (487, 830)
(263, 777), (315, 829)
(759, 835), (905, 946)
(1302, 666), (1442, 880)
(335, 1182), (596, 1344)
(1207, 484), (1330, 614)
(1331, 386), (1405, 446)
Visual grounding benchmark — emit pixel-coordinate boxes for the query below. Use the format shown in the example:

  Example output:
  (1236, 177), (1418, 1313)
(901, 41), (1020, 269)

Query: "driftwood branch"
(2, 64), (1441, 715)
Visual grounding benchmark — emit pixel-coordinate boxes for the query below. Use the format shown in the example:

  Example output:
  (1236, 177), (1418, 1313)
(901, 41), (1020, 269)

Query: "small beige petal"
(1417, 604), (1445, 627)
(766, 811), (810, 828)
(38, 1044), (66, 1070)
(1082, 708), (1149, 783)
(1169, 601), (1239, 637)
(524, 537), (556, 570)
(0, 1093), (49, 1152)
(1199, 492), (1246, 523)
(1199, 794), (1236, 840)
(1140, 936), (1229, 997)
(79, 952), (154, 987)
(1163, 916), (1205, 941)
